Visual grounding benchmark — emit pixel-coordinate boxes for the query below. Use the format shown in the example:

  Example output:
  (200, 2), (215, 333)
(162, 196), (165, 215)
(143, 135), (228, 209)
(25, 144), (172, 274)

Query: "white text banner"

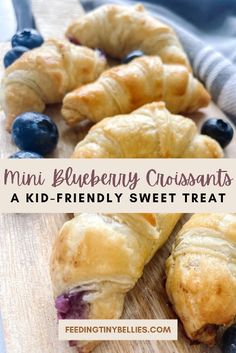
(0, 159), (234, 213)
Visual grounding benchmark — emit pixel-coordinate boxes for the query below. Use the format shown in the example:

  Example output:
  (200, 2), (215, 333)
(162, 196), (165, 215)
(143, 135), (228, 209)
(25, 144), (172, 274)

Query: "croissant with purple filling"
(50, 213), (181, 352)
(51, 102), (224, 352)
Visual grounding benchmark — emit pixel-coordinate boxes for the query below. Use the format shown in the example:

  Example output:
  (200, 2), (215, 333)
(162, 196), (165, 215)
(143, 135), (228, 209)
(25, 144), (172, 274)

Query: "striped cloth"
(81, 0), (236, 123)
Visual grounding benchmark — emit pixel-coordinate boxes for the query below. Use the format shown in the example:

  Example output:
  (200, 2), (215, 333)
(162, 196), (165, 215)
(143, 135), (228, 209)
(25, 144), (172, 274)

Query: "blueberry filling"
(69, 340), (78, 347)
(55, 290), (89, 320)
(67, 36), (81, 45)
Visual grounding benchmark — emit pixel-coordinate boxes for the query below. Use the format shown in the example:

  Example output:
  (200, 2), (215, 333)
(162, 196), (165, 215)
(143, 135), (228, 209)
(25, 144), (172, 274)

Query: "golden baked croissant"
(72, 102), (223, 159)
(52, 104), (222, 352)
(62, 56), (210, 126)
(0, 39), (106, 131)
(166, 213), (236, 346)
(66, 3), (191, 70)
(51, 213), (181, 353)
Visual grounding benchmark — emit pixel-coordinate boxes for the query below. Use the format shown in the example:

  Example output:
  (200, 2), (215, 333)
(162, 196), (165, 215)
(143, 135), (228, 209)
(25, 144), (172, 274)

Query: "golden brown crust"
(0, 39), (106, 131)
(66, 4), (191, 70)
(166, 213), (236, 345)
(51, 212), (181, 351)
(62, 56), (210, 126)
(50, 213), (181, 317)
(71, 102), (223, 159)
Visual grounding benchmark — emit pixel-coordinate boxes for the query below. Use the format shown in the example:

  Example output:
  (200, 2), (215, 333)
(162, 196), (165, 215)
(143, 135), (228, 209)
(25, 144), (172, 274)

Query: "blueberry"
(9, 151), (43, 159)
(12, 112), (59, 156)
(3, 46), (29, 68)
(221, 325), (236, 353)
(121, 50), (144, 64)
(201, 118), (234, 148)
(11, 28), (44, 49)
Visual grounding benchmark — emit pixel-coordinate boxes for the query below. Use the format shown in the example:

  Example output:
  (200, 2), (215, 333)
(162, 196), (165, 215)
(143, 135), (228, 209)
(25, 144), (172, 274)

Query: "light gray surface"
(0, 0), (15, 348)
(0, 314), (6, 353)
(0, 0), (16, 41)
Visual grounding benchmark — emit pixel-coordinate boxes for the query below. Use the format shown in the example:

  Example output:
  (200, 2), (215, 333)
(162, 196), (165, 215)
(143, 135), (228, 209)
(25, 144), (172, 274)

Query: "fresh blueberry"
(11, 28), (44, 49)
(12, 112), (59, 156)
(3, 46), (29, 68)
(201, 118), (234, 148)
(9, 151), (43, 159)
(221, 325), (236, 353)
(121, 50), (144, 64)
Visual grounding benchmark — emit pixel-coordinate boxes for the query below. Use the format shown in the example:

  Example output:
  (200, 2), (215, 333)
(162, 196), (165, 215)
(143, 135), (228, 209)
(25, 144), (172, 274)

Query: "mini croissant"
(0, 39), (106, 131)
(166, 213), (236, 346)
(66, 3), (191, 70)
(62, 56), (210, 125)
(51, 213), (181, 353)
(52, 104), (222, 352)
(72, 102), (223, 159)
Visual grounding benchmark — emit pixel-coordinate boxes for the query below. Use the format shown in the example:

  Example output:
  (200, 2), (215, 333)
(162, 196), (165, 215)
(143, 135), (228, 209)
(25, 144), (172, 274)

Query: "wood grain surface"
(0, 1), (235, 353)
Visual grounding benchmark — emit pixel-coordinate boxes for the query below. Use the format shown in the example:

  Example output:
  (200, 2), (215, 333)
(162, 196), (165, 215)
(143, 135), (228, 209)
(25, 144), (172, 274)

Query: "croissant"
(0, 39), (106, 131)
(166, 213), (236, 346)
(62, 56), (210, 125)
(52, 104), (222, 352)
(66, 3), (191, 70)
(50, 213), (181, 353)
(72, 102), (223, 159)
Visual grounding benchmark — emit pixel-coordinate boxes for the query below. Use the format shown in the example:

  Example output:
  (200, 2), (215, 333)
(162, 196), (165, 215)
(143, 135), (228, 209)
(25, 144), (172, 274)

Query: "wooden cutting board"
(0, 1), (236, 353)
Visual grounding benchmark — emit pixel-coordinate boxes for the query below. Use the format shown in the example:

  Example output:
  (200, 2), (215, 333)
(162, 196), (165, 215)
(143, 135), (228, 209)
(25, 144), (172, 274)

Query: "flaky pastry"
(166, 213), (236, 346)
(62, 56), (210, 126)
(0, 39), (106, 130)
(72, 102), (223, 159)
(51, 213), (181, 353)
(66, 4), (191, 70)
